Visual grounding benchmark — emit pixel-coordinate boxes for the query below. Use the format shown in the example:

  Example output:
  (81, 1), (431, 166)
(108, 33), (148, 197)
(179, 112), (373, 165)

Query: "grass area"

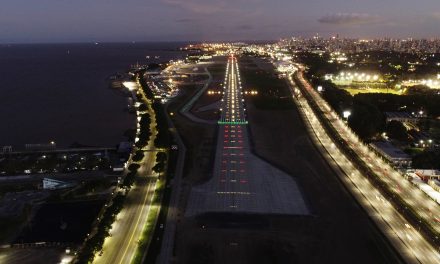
(343, 87), (403, 95)
(404, 147), (424, 155)
(141, 150), (178, 264)
(0, 210), (29, 244)
(207, 64), (226, 75)
(241, 58), (295, 110)
(132, 149), (178, 264)
(132, 200), (160, 264)
(428, 119), (440, 141)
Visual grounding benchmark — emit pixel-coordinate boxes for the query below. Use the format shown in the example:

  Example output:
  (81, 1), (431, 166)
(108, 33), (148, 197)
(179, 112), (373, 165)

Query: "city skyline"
(1, 0), (440, 43)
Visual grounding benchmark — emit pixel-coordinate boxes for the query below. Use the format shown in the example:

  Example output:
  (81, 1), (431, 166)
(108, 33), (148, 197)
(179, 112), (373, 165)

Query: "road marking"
(117, 154), (157, 264)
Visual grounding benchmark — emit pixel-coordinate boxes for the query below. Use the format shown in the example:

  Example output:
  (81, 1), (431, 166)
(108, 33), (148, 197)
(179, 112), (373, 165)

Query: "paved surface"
(156, 103), (187, 264)
(297, 69), (440, 234)
(0, 248), (67, 264)
(180, 67), (216, 125)
(291, 71), (440, 264)
(186, 55), (308, 216)
(93, 81), (159, 264)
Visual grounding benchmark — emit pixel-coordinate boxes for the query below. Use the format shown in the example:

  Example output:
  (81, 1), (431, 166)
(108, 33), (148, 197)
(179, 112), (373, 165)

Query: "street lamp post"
(343, 110), (351, 121)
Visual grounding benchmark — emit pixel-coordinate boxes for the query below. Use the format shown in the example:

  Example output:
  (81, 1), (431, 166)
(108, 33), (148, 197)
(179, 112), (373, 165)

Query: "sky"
(1, 0), (439, 43)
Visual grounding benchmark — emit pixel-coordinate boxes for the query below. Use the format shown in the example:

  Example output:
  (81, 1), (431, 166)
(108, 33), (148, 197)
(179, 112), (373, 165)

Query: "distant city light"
(123, 81), (138, 91)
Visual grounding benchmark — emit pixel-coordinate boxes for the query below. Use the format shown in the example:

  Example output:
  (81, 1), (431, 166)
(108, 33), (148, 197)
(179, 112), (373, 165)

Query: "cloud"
(431, 12), (440, 20)
(237, 24), (254, 31)
(163, 0), (226, 14)
(318, 13), (379, 25)
(175, 18), (197, 23)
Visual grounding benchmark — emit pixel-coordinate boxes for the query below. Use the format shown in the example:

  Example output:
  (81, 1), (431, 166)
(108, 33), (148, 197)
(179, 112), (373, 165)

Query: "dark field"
(240, 57), (295, 110)
(15, 200), (105, 244)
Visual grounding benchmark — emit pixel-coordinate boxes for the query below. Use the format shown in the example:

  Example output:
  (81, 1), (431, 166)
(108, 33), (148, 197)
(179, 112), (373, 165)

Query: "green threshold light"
(218, 120), (248, 125)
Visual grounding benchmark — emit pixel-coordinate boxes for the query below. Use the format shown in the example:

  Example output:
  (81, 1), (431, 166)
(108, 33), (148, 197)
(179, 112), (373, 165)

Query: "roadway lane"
(295, 70), (440, 233)
(93, 80), (159, 264)
(288, 73), (440, 264)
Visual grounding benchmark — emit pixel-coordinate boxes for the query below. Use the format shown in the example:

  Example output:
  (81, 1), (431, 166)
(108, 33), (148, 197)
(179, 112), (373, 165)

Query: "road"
(289, 72), (440, 264)
(179, 67), (215, 124)
(295, 69), (440, 233)
(156, 102), (187, 264)
(93, 80), (160, 264)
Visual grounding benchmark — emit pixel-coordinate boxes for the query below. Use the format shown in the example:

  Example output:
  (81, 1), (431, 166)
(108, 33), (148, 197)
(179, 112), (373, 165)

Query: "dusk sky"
(1, 0), (440, 43)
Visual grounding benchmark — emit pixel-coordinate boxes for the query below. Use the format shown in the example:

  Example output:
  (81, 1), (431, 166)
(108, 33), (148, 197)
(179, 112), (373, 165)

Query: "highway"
(288, 72), (440, 264)
(295, 69), (440, 234)
(93, 80), (160, 264)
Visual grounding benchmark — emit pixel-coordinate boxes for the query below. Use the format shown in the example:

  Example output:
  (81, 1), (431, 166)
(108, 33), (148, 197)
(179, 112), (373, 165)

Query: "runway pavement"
(186, 55), (308, 216)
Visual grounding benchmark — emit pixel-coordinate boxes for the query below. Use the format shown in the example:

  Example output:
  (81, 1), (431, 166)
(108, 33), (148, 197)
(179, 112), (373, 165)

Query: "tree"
(386, 120), (408, 142)
(152, 152), (167, 173)
(412, 151), (440, 169)
(132, 150), (144, 162)
(128, 163), (140, 172)
(138, 103), (148, 112)
(348, 100), (385, 140)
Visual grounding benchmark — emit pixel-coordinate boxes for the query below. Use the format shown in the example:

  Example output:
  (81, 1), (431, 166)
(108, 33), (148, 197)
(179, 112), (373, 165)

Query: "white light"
(343, 110), (351, 119)
(123, 81), (138, 91)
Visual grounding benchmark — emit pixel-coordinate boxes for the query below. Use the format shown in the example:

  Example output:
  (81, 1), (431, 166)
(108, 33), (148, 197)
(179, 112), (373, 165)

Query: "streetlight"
(343, 110), (351, 120)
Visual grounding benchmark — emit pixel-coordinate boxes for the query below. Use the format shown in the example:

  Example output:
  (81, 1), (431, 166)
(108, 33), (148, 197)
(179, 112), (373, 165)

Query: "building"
(25, 142), (56, 151)
(428, 179), (440, 192)
(414, 170), (440, 181)
(385, 112), (418, 124)
(43, 178), (75, 190)
(370, 141), (412, 168)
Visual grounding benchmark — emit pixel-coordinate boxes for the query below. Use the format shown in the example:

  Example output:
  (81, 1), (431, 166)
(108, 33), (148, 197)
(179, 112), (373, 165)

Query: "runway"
(186, 55), (308, 216)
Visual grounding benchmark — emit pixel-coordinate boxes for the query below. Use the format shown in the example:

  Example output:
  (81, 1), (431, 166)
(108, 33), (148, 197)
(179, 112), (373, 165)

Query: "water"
(0, 42), (186, 150)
